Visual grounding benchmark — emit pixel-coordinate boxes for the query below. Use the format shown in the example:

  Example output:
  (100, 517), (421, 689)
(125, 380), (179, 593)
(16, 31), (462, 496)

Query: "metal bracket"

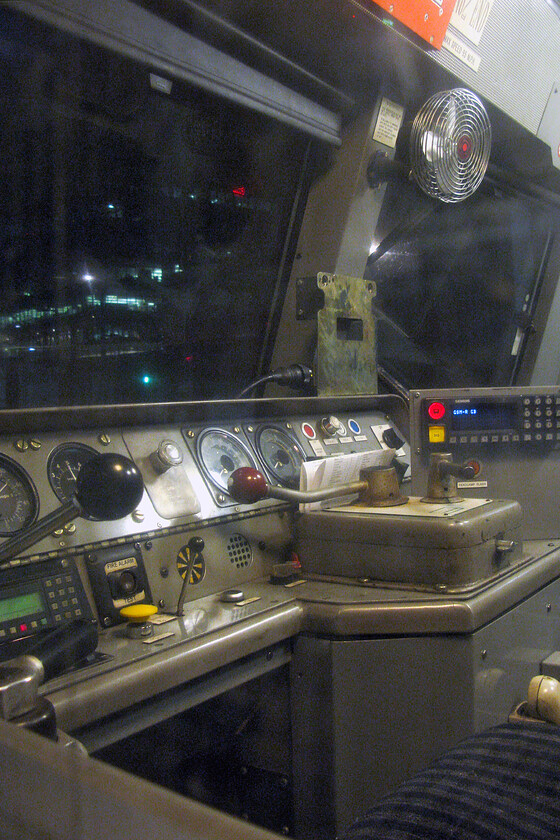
(316, 272), (377, 396)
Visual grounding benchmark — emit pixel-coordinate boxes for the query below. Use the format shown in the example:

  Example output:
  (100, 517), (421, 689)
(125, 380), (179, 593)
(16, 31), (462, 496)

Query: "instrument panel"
(0, 395), (409, 642)
(410, 386), (560, 540)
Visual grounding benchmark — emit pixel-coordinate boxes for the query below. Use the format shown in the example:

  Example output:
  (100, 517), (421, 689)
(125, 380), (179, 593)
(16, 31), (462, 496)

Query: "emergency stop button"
(427, 401), (446, 420)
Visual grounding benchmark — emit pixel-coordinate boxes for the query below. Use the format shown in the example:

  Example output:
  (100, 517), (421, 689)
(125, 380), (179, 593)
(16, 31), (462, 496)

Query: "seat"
(341, 720), (560, 840)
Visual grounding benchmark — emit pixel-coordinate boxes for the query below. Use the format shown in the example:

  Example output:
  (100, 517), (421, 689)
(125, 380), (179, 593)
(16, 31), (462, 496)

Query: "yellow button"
(120, 604), (158, 623)
(428, 425), (446, 443)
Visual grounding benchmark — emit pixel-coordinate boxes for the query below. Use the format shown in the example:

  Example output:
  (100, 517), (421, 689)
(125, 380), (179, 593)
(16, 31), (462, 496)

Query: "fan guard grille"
(409, 88), (491, 203)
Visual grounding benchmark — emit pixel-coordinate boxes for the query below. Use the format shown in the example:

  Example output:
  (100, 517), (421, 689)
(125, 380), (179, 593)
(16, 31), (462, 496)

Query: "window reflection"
(367, 179), (555, 390)
(0, 8), (309, 407)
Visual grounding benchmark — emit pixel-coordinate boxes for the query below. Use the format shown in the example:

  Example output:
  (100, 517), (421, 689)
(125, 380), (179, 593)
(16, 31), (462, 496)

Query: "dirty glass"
(0, 6), (310, 407)
(367, 178), (555, 391)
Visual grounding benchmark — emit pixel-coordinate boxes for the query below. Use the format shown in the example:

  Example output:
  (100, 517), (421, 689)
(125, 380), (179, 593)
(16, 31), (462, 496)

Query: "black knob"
(188, 536), (205, 553)
(382, 428), (404, 450)
(76, 453), (144, 520)
(108, 569), (137, 599)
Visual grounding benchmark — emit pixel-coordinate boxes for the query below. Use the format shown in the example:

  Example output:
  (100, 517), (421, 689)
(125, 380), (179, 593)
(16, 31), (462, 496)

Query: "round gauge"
(0, 455), (39, 536)
(255, 426), (305, 488)
(47, 443), (99, 504)
(197, 429), (257, 494)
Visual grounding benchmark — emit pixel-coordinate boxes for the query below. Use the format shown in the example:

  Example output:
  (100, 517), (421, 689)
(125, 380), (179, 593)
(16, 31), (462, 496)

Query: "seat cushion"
(341, 721), (560, 840)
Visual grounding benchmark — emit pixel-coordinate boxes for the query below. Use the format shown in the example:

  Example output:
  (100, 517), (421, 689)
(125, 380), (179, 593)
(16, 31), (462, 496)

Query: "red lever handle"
(228, 467), (376, 505)
(228, 467), (270, 503)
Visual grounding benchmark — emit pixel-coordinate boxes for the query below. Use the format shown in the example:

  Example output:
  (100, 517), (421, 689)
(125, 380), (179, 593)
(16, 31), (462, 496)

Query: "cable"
(236, 364), (314, 398)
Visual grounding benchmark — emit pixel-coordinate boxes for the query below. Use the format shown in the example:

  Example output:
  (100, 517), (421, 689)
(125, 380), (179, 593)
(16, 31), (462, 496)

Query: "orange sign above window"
(367, 0), (457, 49)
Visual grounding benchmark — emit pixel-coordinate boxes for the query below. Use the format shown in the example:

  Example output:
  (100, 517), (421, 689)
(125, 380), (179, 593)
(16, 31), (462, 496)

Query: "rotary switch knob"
(149, 439), (184, 474)
(320, 415), (345, 437)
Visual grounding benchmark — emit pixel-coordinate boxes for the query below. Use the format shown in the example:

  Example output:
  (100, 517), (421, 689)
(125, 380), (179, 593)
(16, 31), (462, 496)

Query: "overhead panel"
(430, 0), (560, 152)
(10, 0), (342, 145)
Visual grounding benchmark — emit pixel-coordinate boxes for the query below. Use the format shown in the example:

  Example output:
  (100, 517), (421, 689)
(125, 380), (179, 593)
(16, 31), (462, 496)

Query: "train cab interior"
(4, 1), (560, 838)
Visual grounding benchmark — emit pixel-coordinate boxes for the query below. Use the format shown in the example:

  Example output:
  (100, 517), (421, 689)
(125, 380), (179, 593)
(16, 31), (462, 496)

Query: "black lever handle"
(438, 461), (476, 480)
(0, 453), (144, 563)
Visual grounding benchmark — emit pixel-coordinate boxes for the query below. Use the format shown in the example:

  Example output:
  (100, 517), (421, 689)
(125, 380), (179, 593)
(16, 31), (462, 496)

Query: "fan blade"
(409, 88), (491, 203)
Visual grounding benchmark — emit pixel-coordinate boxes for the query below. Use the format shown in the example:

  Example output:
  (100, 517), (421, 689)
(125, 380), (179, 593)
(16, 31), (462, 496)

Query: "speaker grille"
(227, 534), (252, 569)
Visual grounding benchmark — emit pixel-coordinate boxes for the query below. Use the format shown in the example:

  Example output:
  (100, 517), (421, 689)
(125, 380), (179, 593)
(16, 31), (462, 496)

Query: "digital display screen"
(0, 591), (44, 623)
(450, 401), (518, 432)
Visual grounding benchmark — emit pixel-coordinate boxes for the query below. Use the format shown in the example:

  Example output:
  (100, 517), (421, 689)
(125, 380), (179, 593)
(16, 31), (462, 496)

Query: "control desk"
(2, 390), (560, 840)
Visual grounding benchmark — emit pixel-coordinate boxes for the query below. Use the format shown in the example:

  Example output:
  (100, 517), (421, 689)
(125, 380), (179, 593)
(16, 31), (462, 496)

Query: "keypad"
(0, 558), (91, 643)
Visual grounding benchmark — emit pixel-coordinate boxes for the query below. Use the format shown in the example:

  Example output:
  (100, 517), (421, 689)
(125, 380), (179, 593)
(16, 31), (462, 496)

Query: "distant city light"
(151, 268), (163, 282)
(82, 272), (95, 282)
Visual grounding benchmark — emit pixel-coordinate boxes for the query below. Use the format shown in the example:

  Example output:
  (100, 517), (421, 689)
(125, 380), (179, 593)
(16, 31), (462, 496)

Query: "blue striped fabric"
(341, 722), (560, 840)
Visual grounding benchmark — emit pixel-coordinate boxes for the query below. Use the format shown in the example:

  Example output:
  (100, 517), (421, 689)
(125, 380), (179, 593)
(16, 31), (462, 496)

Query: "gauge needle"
(66, 462), (78, 481)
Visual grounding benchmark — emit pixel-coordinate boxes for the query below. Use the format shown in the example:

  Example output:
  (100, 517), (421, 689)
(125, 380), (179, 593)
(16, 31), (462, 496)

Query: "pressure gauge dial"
(196, 429), (257, 494)
(0, 455), (39, 536)
(47, 443), (98, 504)
(255, 426), (305, 488)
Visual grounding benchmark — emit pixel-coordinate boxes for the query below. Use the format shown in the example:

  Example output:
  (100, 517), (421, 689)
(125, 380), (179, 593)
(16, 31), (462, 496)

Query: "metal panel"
(0, 720), (286, 840)
(431, 0), (560, 144)
(10, 0), (342, 144)
(409, 386), (560, 539)
(291, 633), (474, 840)
(291, 574), (560, 840)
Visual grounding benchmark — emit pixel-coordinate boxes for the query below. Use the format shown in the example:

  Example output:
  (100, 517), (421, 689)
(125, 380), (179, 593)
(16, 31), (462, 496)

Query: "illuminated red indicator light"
(19, 623), (28, 633)
(428, 401), (446, 420)
(301, 423), (316, 439)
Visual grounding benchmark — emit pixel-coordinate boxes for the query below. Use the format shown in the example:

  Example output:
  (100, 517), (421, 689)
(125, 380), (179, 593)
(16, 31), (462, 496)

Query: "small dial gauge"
(255, 426), (305, 488)
(47, 443), (98, 504)
(0, 455), (39, 536)
(196, 429), (257, 494)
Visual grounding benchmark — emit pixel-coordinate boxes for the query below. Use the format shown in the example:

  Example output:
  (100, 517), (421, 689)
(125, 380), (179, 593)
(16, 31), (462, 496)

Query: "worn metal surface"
(295, 497), (523, 586)
(316, 272), (377, 396)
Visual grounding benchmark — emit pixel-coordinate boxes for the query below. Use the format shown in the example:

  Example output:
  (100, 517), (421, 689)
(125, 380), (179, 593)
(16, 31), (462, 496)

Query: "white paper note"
(299, 449), (395, 511)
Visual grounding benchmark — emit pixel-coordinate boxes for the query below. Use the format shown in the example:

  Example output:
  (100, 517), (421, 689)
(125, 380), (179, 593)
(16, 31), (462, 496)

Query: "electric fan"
(368, 88), (492, 203)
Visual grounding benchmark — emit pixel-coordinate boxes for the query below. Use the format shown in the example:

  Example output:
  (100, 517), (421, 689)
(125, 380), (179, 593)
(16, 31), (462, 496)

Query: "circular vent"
(409, 88), (491, 203)
(227, 534), (253, 569)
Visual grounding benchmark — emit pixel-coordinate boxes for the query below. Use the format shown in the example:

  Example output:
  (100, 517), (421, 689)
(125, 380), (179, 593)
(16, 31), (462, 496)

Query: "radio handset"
(0, 617), (98, 739)
(527, 675), (560, 725)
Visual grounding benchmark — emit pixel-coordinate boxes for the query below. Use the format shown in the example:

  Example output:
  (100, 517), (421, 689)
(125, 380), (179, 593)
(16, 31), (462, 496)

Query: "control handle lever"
(228, 465), (407, 507)
(0, 453), (144, 563)
(176, 537), (205, 616)
(422, 452), (479, 503)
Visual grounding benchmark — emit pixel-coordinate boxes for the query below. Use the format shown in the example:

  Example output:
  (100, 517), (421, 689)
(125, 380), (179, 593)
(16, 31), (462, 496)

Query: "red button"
(428, 401), (446, 420)
(19, 623), (28, 633)
(301, 422), (316, 439)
